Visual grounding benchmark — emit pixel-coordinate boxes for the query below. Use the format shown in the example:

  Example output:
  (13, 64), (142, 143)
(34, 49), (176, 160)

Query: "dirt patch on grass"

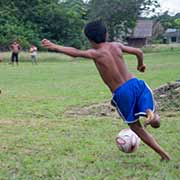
(0, 119), (60, 129)
(154, 82), (180, 112)
(65, 82), (180, 118)
(65, 102), (118, 118)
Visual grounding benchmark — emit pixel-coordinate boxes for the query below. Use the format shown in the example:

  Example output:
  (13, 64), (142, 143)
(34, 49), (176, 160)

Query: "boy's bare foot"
(144, 109), (160, 128)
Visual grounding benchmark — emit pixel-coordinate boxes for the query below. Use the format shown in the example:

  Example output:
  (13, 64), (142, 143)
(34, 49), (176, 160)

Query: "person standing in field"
(10, 41), (21, 65)
(42, 20), (171, 161)
(29, 45), (38, 64)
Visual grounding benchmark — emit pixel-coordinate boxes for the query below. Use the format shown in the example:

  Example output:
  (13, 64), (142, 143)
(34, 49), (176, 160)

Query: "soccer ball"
(116, 128), (140, 153)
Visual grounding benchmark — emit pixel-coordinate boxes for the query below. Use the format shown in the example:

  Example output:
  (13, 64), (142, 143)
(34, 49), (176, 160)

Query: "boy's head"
(84, 20), (107, 44)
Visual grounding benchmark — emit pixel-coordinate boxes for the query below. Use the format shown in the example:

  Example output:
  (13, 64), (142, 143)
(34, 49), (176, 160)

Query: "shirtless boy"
(10, 41), (21, 65)
(42, 20), (171, 161)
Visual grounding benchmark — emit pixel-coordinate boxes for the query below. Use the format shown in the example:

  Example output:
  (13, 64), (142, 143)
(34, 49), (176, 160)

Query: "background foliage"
(0, 0), (86, 49)
(0, 0), (159, 50)
(0, 0), (180, 50)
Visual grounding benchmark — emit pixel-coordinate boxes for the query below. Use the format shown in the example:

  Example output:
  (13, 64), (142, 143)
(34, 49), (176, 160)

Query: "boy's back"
(90, 42), (134, 92)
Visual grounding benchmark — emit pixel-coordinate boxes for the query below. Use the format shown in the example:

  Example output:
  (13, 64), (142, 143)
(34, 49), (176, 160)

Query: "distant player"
(10, 41), (21, 65)
(29, 45), (38, 64)
(42, 20), (171, 161)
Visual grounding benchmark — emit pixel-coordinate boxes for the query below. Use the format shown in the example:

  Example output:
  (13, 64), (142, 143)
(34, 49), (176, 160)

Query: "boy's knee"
(150, 113), (160, 128)
(128, 121), (143, 134)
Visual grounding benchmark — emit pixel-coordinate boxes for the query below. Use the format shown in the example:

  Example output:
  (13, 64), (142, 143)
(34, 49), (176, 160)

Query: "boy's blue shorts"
(112, 78), (155, 124)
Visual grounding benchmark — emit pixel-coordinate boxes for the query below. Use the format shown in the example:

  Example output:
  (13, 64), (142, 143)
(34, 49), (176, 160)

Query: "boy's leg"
(11, 53), (15, 64)
(34, 56), (37, 64)
(31, 56), (34, 64)
(31, 56), (37, 64)
(129, 120), (171, 161)
(15, 53), (19, 65)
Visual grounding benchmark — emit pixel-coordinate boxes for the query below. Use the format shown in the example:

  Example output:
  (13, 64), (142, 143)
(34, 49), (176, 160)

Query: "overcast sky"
(159, 0), (180, 14)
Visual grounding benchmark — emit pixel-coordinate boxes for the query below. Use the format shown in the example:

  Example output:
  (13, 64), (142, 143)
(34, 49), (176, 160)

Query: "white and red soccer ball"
(116, 128), (141, 153)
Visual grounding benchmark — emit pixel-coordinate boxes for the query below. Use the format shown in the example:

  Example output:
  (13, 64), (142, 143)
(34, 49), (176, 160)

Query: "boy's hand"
(137, 64), (146, 72)
(41, 39), (56, 50)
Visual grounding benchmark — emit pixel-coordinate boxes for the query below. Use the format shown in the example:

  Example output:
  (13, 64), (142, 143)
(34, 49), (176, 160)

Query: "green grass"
(0, 51), (180, 180)
(142, 43), (180, 53)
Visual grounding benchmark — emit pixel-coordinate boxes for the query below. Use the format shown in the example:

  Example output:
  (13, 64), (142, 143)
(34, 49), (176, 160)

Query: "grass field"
(0, 51), (180, 180)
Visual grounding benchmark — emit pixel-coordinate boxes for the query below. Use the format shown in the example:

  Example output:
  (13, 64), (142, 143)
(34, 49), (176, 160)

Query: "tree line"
(0, 0), (179, 50)
(156, 12), (180, 30)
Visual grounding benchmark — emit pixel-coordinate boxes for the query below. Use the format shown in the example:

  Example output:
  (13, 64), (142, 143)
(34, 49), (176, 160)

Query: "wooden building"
(163, 29), (180, 44)
(127, 20), (164, 47)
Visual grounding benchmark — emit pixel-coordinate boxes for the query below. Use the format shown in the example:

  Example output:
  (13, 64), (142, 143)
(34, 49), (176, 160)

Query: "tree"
(157, 12), (180, 30)
(174, 18), (180, 29)
(87, 0), (159, 41)
(0, 0), (88, 49)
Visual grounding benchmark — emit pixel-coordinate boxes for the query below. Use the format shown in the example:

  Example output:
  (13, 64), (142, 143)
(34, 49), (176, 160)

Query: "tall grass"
(142, 43), (180, 53)
(0, 51), (73, 63)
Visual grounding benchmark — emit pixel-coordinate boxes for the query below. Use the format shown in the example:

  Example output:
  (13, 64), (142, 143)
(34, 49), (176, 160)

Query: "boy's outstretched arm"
(119, 44), (146, 72)
(42, 39), (96, 59)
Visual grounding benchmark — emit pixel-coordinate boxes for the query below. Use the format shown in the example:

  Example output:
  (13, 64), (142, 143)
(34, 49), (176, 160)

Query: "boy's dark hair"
(84, 20), (107, 43)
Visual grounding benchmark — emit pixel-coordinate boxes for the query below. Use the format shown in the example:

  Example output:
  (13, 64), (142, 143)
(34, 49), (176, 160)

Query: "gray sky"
(159, 0), (180, 14)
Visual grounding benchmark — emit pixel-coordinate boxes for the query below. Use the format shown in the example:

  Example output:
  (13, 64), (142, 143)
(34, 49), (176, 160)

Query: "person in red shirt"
(10, 41), (21, 65)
